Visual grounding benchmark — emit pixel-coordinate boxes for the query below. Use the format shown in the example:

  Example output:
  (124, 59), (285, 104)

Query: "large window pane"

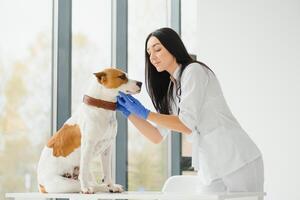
(182, 0), (198, 57)
(128, 0), (169, 191)
(0, 0), (52, 199)
(72, 0), (111, 112)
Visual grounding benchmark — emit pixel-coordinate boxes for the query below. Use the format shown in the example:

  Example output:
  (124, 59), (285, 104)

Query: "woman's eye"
(155, 49), (161, 52)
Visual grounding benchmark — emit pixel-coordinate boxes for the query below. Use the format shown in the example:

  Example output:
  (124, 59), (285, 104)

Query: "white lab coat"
(158, 62), (262, 185)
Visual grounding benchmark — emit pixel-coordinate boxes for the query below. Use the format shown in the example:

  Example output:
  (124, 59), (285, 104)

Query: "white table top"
(6, 191), (266, 200)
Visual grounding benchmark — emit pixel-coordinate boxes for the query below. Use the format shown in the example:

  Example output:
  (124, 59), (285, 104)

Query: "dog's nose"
(136, 81), (142, 88)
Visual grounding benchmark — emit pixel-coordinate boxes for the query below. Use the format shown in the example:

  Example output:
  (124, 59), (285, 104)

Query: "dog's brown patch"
(47, 124), (81, 157)
(94, 68), (128, 88)
(39, 184), (47, 193)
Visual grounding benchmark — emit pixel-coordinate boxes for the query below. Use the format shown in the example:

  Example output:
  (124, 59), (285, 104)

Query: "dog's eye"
(118, 75), (127, 80)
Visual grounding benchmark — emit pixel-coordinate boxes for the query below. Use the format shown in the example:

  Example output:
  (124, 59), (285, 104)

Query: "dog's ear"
(94, 72), (107, 84)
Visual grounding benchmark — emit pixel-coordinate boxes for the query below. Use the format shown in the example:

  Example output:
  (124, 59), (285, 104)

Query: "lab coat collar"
(170, 65), (181, 82)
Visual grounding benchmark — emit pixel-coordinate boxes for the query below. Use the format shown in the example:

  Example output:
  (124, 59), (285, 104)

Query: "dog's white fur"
(37, 68), (141, 193)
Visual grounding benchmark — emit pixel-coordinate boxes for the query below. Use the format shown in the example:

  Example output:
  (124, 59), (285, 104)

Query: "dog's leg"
(101, 145), (112, 184)
(79, 137), (96, 194)
(43, 176), (80, 193)
(101, 145), (124, 193)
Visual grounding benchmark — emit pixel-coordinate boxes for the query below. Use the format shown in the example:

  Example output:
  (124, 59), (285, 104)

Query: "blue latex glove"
(117, 91), (150, 120)
(116, 102), (131, 118)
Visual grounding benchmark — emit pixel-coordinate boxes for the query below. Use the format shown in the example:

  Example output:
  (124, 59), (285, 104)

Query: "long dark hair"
(145, 27), (213, 114)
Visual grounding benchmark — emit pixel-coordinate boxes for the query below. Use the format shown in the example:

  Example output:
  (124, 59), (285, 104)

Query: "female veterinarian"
(117, 27), (264, 192)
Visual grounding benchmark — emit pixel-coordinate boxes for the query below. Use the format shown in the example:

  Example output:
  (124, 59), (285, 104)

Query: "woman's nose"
(150, 53), (156, 61)
(150, 57), (158, 65)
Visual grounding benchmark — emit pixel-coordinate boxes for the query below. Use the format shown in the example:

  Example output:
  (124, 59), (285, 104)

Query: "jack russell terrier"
(37, 67), (142, 194)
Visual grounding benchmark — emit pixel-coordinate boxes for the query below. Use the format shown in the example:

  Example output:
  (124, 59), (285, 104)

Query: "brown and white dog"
(37, 67), (142, 194)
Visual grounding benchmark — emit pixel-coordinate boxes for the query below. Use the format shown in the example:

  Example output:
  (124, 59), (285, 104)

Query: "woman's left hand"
(117, 91), (150, 120)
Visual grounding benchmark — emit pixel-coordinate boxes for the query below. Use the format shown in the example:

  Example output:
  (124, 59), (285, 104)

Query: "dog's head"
(93, 67), (142, 96)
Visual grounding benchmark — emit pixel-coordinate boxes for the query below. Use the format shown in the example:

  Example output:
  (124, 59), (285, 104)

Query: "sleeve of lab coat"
(178, 64), (209, 132)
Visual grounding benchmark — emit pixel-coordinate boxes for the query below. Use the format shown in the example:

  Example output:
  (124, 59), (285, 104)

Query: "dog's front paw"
(80, 186), (94, 194)
(108, 184), (124, 193)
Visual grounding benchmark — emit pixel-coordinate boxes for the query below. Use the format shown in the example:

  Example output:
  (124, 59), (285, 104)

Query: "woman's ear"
(94, 72), (107, 84)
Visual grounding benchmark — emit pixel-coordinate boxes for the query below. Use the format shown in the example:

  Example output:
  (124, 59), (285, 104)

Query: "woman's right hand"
(117, 92), (150, 120)
(116, 102), (131, 118)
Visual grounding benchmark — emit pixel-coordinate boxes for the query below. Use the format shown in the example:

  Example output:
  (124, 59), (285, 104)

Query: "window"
(127, 0), (169, 191)
(0, 0), (52, 198)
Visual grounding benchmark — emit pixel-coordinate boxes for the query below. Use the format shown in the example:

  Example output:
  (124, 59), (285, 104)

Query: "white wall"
(196, 1), (300, 199)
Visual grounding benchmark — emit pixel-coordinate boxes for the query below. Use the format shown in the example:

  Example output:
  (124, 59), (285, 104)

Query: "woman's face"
(146, 36), (177, 73)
